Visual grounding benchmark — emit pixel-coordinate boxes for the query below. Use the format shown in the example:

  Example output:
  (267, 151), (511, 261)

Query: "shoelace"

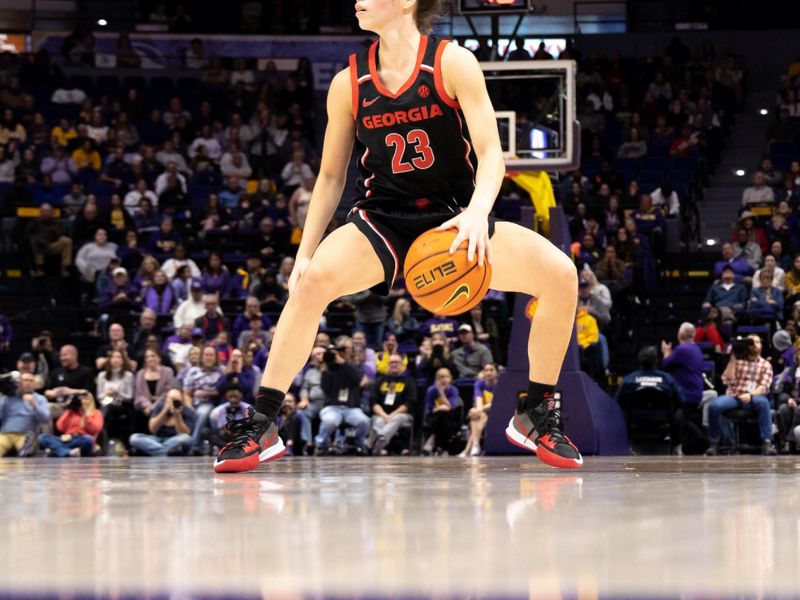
(224, 407), (260, 447)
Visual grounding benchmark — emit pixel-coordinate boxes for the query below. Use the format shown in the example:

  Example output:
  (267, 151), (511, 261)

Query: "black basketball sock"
(255, 386), (285, 420)
(522, 381), (557, 412)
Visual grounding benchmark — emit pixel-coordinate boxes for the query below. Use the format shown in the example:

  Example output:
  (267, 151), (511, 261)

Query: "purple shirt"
(421, 317), (460, 340)
(424, 384), (460, 414)
(201, 269), (232, 298)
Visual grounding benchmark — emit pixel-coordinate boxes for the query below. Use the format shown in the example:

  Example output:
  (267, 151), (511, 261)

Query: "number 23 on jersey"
(385, 128), (435, 174)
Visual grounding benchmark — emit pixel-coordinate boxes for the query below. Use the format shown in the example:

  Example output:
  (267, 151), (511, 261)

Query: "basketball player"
(214, 0), (582, 472)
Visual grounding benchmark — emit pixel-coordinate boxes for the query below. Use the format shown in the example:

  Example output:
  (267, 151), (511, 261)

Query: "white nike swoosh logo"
(362, 97), (379, 108)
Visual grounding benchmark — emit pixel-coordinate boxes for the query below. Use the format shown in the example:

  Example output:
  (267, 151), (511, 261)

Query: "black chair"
(722, 408), (762, 454)
(621, 387), (676, 454)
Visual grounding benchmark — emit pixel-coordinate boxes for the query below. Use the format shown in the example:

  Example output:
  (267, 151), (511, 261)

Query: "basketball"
(404, 228), (492, 316)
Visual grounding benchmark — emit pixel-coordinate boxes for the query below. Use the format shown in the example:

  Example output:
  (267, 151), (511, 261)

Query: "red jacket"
(56, 409), (104, 441)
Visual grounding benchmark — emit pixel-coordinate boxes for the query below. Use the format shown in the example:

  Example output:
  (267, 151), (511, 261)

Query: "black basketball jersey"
(349, 35), (478, 213)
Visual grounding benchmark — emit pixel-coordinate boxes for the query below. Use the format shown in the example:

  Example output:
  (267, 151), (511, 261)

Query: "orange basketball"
(404, 228), (492, 316)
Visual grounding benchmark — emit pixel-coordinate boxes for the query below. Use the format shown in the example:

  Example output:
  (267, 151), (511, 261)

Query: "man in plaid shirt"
(706, 334), (776, 455)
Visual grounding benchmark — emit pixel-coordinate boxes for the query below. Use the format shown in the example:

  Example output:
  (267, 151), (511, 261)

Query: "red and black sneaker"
(213, 407), (286, 473)
(505, 393), (583, 469)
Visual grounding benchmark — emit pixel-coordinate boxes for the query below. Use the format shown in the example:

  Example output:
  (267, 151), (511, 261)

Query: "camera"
(67, 394), (83, 411)
(173, 398), (183, 409)
(731, 335), (755, 360)
(226, 404), (239, 415)
(323, 344), (344, 368)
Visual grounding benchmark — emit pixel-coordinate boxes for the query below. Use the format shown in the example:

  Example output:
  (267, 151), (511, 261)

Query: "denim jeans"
(315, 405), (370, 449)
(707, 394), (773, 442)
(297, 402), (322, 444)
(190, 403), (214, 451)
(129, 433), (192, 456)
(39, 433), (94, 457)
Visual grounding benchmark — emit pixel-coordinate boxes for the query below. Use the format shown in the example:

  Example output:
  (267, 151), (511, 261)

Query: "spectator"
(75, 228), (118, 283)
(43, 345), (94, 407)
(784, 254), (800, 307)
(0, 372), (50, 457)
(741, 172), (775, 208)
(579, 271), (612, 329)
(220, 144), (253, 179)
(161, 244), (201, 281)
(296, 345), (326, 452)
(216, 348), (258, 403)
(71, 138), (101, 173)
(129, 308), (158, 365)
(50, 82), (86, 105)
(201, 252), (232, 298)
(144, 270), (176, 315)
(423, 367), (461, 455)
(185, 38), (207, 69)
(595, 245), (627, 287)
(706, 334), (776, 456)
(732, 227), (762, 272)
(737, 211), (769, 255)
(650, 182), (680, 217)
(193, 293), (227, 342)
(98, 267), (141, 311)
(662, 323), (717, 454)
(40, 146), (78, 187)
(460, 362), (498, 458)
(421, 315), (460, 345)
(189, 124), (222, 161)
(417, 332), (457, 384)
(368, 353), (416, 455)
(25, 203), (73, 277)
(576, 306), (603, 380)
(451, 324), (494, 378)
(124, 179), (159, 215)
(374, 333), (406, 375)
(280, 148), (314, 193)
(713, 242), (754, 282)
(753, 255), (786, 291)
(218, 175), (245, 209)
(94, 323), (130, 370)
(747, 269), (783, 319)
(703, 265), (748, 319)
(759, 156), (783, 189)
(39, 390), (103, 457)
(116, 33), (140, 68)
(463, 302), (501, 354)
(617, 127), (647, 159)
(130, 387), (195, 456)
(148, 217), (181, 255)
(134, 349), (176, 417)
(174, 280), (206, 328)
(96, 348), (135, 445)
(766, 106), (799, 145)
(384, 298), (421, 345)
(314, 345), (370, 454)
(0, 109), (26, 145)
(183, 345), (224, 454)
(133, 198), (161, 232)
(774, 350), (800, 451)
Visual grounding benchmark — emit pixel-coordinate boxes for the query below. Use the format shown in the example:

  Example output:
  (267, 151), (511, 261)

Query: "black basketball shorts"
(345, 206), (498, 295)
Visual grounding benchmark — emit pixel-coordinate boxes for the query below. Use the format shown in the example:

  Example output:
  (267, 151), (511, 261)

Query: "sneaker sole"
(505, 416), (538, 453)
(535, 444), (583, 469)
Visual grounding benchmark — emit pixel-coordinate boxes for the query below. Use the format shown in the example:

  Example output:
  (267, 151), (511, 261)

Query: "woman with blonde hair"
(385, 298), (420, 345)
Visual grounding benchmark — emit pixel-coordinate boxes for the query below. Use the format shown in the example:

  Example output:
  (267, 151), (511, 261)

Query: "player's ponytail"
(415, 0), (444, 34)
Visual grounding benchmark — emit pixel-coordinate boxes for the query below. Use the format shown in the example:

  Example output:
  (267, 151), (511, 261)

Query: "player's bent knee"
(293, 263), (341, 306)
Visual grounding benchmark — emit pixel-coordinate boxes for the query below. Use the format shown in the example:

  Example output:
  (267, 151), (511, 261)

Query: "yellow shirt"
(375, 352), (408, 375)
(785, 271), (800, 296)
(576, 309), (599, 348)
(52, 126), (77, 147)
(72, 147), (101, 171)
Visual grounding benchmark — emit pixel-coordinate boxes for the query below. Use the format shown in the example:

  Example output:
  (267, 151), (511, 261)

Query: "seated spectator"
(219, 175), (245, 209)
(133, 197), (161, 233)
(211, 330), (233, 365)
(175, 345), (202, 388)
(460, 362), (498, 458)
(296, 346), (326, 452)
(194, 293), (227, 342)
(759, 156), (783, 189)
(632, 196), (665, 255)
(130, 387), (195, 456)
(220, 144), (253, 179)
(753, 255), (786, 292)
(207, 384), (252, 449)
(280, 148), (314, 194)
(201, 252), (232, 298)
(162, 244), (201, 281)
(766, 106), (798, 145)
(183, 345), (223, 454)
(703, 265), (748, 317)
(124, 179), (158, 215)
(575, 232), (602, 270)
(774, 350), (800, 451)
(72, 200), (107, 248)
(595, 245), (627, 287)
(158, 174), (188, 213)
(384, 298), (420, 345)
(0, 372), (50, 457)
(171, 266), (199, 304)
(748, 269), (784, 318)
(423, 367), (461, 455)
(75, 228), (118, 283)
(71, 138), (101, 173)
(116, 230), (145, 272)
(100, 146), (131, 189)
(662, 323), (716, 455)
(16, 147), (41, 183)
(369, 353), (416, 455)
(96, 348), (135, 446)
(51, 117), (78, 145)
(670, 125), (700, 158)
(144, 269), (176, 316)
(314, 346), (370, 454)
(98, 267), (142, 311)
(578, 272), (612, 329)
(742, 171), (775, 208)
(237, 315), (270, 350)
(129, 309), (158, 366)
(216, 348), (258, 403)
(576, 306), (603, 380)
(375, 333), (407, 375)
(784, 254), (800, 311)
(617, 127), (647, 159)
(25, 203), (73, 277)
(463, 302), (501, 356)
(694, 306), (726, 351)
(189, 124), (222, 161)
(417, 332), (458, 384)
(134, 255), (159, 291)
(713, 242), (754, 283)
(232, 296), (273, 346)
(174, 281), (206, 328)
(732, 227), (762, 272)
(706, 334), (776, 455)
(650, 182), (680, 217)
(39, 390), (103, 457)
(62, 183), (87, 218)
(737, 211), (769, 255)
(107, 194), (135, 237)
(616, 345), (684, 429)
(451, 324), (494, 379)
(95, 322), (132, 370)
(43, 345), (94, 407)
(148, 217), (181, 255)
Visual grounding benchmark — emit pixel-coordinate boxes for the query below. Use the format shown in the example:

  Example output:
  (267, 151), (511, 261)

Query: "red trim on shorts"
(434, 40), (460, 109)
(368, 35), (428, 100)
(358, 209), (399, 287)
(348, 54), (359, 121)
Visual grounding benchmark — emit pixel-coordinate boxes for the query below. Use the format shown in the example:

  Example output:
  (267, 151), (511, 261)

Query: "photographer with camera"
(0, 371), (50, 456)
(39, 391), (103, 457)
(417, 332), (458, 385)
(706, 334), (776, 455)
(129, 388), (196, 456)
(43, 345), (95, 419)
(313, 343), (371, 454)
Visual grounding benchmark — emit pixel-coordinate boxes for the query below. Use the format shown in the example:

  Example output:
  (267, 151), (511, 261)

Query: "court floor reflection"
(0, 456), (799, 598)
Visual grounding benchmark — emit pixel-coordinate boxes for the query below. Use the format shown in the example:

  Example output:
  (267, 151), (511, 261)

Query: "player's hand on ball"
(436, 208), (492, 266)
(287, 256), (311, 296)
